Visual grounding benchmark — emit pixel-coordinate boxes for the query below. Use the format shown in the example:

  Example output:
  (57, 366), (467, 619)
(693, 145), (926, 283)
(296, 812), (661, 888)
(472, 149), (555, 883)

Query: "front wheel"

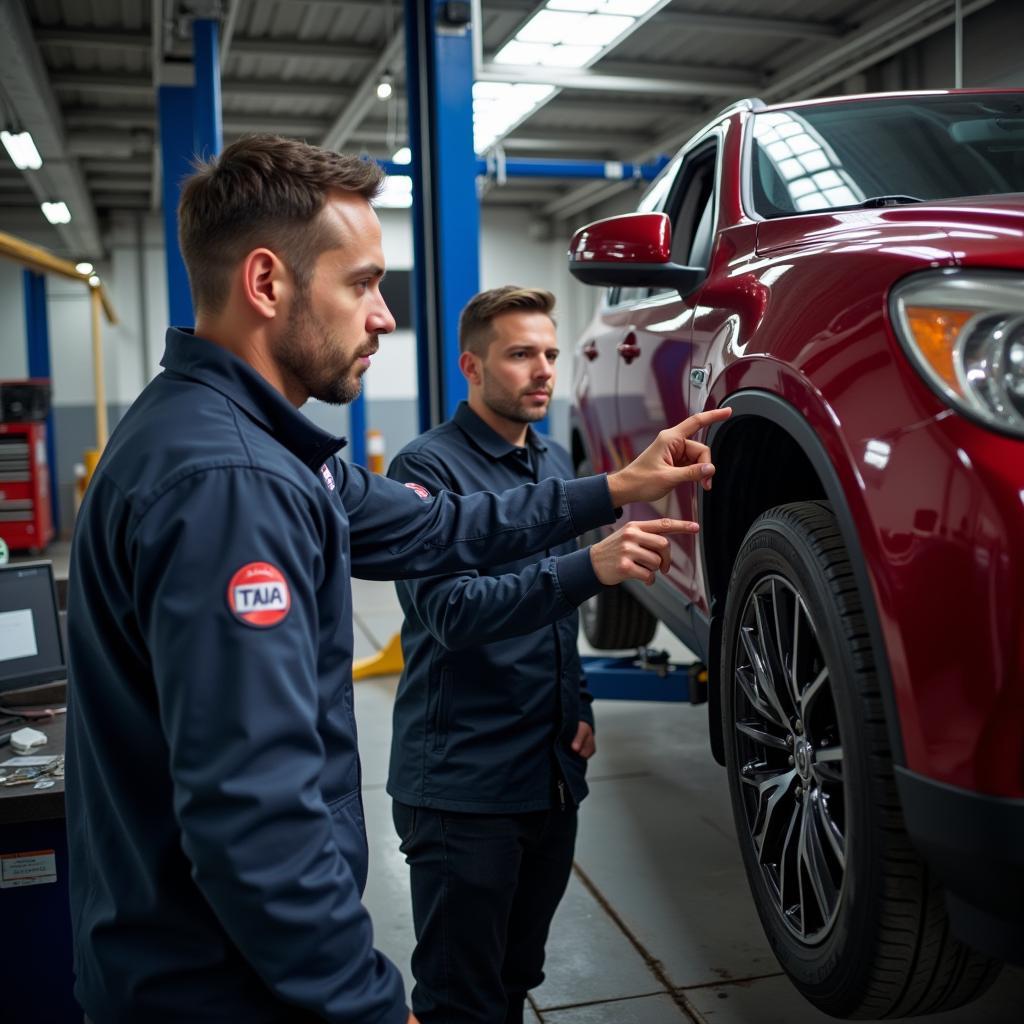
(721, 501), (1000, 1018)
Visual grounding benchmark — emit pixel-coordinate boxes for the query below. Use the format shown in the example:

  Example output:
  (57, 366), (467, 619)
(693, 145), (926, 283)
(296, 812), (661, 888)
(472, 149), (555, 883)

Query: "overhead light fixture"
(392, 146), (412, 165)
(75, 261), (94, 275)
(41, 201), (71, 225)
(88, 274), (100, 287)
(480, 0), (665, 154)
(473, 82), (555, 153)
(376, 72), (393, 101)
(1, 130), (42, 170)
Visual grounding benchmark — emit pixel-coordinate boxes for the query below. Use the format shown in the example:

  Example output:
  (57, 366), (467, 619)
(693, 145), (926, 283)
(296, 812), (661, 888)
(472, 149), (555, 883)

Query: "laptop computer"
(0, 561), (66, 697)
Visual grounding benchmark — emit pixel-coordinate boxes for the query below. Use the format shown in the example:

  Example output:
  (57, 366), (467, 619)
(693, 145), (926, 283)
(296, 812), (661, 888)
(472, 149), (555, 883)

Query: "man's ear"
(459, 349), (483, 387)
(240, 248), (290, 320)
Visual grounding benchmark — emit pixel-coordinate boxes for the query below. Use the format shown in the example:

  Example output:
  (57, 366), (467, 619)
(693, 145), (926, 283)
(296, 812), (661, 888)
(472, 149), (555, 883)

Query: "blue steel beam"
(158, 85), (196, 328)
(158, 18), (224, 328)
(22, 270), (59, 531)
(193, 19), (223, 160)
(376, 157), (667, 181)
(405, 0), (480, 431)
(348, 393), (366, 467)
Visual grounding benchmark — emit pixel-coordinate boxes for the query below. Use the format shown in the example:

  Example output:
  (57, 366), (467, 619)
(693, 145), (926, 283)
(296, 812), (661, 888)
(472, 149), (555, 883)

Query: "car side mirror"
(567, 212), (705, 297)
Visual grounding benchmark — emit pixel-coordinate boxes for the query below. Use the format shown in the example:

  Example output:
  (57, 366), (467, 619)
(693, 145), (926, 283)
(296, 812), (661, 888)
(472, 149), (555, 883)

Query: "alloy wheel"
(732, 574), (846, 943)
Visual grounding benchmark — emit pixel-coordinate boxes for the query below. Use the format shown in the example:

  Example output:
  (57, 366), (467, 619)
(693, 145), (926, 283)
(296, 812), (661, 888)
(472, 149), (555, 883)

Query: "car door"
(572, 156), (682, 475)
(574, 290), (632, 476)
(616, 136), (721, 597)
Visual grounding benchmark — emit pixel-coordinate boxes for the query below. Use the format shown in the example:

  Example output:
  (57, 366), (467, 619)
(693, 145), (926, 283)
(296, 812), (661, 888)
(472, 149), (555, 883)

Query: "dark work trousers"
(393, 799), (579, 1024)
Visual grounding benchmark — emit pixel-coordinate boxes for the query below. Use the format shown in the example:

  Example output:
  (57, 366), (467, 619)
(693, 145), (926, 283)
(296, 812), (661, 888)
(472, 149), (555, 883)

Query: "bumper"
(896, 766), (1024, 964)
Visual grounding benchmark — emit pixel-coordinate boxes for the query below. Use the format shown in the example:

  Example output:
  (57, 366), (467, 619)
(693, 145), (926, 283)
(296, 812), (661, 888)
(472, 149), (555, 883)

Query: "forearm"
(403, 548), (599, 650)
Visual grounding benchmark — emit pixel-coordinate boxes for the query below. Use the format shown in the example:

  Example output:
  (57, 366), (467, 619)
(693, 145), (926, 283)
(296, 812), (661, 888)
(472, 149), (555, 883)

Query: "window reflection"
(753, 111), (865, 213)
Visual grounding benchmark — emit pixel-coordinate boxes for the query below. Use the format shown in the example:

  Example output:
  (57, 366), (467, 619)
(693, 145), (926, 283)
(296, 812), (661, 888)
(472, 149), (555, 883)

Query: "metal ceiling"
(0, 0), (1003, 257)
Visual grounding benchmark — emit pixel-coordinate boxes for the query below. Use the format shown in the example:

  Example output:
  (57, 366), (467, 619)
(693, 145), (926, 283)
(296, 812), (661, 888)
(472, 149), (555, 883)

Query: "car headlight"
(890, 270), (1024, 438)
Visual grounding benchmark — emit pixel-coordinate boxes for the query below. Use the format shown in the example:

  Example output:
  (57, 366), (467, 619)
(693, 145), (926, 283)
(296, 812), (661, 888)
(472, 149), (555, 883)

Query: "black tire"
(721, 501), (1001, 1018)
(576, 458), (657, 650)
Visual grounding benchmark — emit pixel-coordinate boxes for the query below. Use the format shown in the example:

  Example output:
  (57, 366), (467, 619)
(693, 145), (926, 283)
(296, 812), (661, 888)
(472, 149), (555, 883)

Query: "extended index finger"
(668, 406), (733, 441)
(633, 518), (701, 535)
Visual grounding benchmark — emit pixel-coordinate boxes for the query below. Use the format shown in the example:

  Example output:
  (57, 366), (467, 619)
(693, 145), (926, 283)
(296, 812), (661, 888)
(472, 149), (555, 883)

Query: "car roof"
(738, 87), (1024, 119)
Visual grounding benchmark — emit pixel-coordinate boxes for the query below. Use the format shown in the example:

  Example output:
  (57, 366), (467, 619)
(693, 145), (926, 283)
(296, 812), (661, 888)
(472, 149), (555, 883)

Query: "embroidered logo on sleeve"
(319, 463), (336, 491)
(227, 562), (291, 628)
(404, 481), (431, 500)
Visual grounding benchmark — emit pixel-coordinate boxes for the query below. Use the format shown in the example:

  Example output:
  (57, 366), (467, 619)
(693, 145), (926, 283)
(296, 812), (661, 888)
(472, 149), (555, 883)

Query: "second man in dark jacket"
(388, 286), (690, 1024)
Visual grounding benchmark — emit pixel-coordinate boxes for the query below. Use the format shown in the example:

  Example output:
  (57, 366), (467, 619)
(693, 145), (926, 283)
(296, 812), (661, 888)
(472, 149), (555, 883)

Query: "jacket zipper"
(557, 778), (566, 811)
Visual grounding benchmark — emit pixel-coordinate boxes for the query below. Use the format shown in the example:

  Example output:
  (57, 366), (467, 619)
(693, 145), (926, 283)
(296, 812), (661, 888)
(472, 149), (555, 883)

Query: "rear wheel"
(576, 458), (657, 650)
(721, 501), (1000, 1018)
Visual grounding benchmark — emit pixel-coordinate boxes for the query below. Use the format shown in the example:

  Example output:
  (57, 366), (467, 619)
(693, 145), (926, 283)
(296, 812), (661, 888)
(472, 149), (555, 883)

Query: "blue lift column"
(22, 270), (59, 532)
(158, 18), (223, 328)
(404, 0), (480, 431)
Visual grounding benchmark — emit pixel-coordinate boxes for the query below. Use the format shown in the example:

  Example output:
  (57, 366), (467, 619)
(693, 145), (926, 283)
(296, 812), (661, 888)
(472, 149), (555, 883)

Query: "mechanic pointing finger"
(65, 141), (728, 1024)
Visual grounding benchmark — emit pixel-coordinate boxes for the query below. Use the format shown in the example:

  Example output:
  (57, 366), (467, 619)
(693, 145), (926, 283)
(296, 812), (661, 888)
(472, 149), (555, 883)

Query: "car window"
(749, 94), (1024, 218)
(668, 145), (717, 271)
(609, 153), (682, 308)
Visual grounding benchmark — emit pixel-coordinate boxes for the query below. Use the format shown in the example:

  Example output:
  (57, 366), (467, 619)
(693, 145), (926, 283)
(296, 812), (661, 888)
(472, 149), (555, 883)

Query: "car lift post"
(404, 0), (480, 432)
(158, 17), (223, 327)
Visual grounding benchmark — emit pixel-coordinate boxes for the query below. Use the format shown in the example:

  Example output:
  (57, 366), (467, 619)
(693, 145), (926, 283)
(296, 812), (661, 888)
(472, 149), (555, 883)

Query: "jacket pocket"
(326, 789), (369, 891)
(432, 668), (452, 750)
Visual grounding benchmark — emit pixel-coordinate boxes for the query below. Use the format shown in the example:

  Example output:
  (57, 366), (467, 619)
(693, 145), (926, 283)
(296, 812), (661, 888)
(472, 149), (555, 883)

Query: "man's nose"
(370, 298), (396, 336)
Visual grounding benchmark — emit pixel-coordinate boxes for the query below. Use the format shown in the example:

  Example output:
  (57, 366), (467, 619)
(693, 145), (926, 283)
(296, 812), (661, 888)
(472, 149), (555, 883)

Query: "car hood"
(755, 193), (1024, 269)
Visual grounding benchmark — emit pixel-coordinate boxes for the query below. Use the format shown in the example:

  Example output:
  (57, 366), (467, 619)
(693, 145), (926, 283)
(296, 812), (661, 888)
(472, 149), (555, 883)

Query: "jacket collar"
(160, 327), (347, 468)
(452, 400), (549, 460)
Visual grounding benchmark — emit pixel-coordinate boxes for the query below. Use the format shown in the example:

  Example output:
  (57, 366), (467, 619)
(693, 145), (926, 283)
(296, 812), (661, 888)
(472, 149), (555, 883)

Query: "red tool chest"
(0, 421), (54, 553)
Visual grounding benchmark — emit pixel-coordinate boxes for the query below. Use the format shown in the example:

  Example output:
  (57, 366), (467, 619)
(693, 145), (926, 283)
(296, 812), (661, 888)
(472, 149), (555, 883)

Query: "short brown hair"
(178, 134), (384, 315)
(459, 286), (556, 356)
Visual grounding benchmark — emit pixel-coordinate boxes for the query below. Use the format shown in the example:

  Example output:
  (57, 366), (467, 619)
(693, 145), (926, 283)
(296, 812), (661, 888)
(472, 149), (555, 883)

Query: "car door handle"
(582, 339), (599, 361)
(617, 334), (641, 364)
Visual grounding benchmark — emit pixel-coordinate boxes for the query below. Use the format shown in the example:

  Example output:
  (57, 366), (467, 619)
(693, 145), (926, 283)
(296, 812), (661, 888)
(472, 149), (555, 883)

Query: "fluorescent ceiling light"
(571, 13), (633, 45)
(550, 0), (661, 12)
(474, 0), (661, 153)
(392, 146), (411, 164)
(41, 201), (71, 224)
(374, 176), (412, 209)
(473, 82), (555, 152)
(1, 130), (42, 170)
(493, 40), (601, 68)
(75, 262), (94, 275)
(518, 11), (587, 43)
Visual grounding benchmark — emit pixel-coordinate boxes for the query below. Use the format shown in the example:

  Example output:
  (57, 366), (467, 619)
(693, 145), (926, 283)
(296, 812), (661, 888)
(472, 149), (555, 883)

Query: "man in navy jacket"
(65, 136), (729, 1024)
(389, 287), (696, 1023)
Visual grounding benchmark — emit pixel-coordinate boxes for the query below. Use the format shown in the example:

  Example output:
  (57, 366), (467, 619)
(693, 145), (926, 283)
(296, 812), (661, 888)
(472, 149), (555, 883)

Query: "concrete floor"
(349, 578), (1024, 1024)
(22, 546), (1023, 1021)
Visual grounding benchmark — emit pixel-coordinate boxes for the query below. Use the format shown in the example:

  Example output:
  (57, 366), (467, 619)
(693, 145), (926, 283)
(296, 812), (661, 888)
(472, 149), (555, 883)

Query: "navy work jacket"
(387, 403), (600, 813)
(65, 329), (615, 1024)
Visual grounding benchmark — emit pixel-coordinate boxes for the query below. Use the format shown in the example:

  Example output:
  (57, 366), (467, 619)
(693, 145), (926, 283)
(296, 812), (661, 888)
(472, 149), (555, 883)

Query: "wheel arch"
(700, 390), (905, 769)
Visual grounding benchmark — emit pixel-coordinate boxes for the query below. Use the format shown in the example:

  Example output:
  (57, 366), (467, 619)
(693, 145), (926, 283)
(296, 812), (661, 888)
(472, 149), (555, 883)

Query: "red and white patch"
(227, 562), (291, 628)
(319, 463), (336, 491)
(404, 481), (431, 501)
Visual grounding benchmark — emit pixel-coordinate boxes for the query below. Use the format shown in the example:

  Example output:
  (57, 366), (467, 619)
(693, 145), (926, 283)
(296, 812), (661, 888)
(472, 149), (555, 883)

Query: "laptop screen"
(0, 562), (66, 695)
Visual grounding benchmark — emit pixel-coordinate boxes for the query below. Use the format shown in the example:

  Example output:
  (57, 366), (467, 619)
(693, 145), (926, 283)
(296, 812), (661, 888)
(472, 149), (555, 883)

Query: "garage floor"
(28, 545), (1022, 1022)
(349, 578), (1024, 1024)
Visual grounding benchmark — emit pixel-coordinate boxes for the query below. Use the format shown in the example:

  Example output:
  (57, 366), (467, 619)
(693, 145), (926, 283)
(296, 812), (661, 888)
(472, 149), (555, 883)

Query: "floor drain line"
(570, 861), (708, 1024)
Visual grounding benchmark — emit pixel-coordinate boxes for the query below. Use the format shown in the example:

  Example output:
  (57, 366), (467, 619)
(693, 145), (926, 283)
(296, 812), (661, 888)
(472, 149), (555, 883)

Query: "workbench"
(0, 682), (78, 1021)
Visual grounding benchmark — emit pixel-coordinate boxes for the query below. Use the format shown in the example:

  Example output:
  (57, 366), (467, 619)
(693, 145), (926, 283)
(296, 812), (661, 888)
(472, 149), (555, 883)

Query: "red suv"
(568, 89), (1024, 1019)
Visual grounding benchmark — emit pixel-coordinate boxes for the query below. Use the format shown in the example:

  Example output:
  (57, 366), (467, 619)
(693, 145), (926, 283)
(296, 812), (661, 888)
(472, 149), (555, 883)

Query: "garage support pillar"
(22, 269), (59, 531)
(404, 0), (480, 431)
(157, 18), (224, 328)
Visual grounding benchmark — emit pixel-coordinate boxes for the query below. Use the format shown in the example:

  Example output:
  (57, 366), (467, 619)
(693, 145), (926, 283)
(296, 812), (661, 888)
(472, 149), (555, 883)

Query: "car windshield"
(749, 93), (1024, 218)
